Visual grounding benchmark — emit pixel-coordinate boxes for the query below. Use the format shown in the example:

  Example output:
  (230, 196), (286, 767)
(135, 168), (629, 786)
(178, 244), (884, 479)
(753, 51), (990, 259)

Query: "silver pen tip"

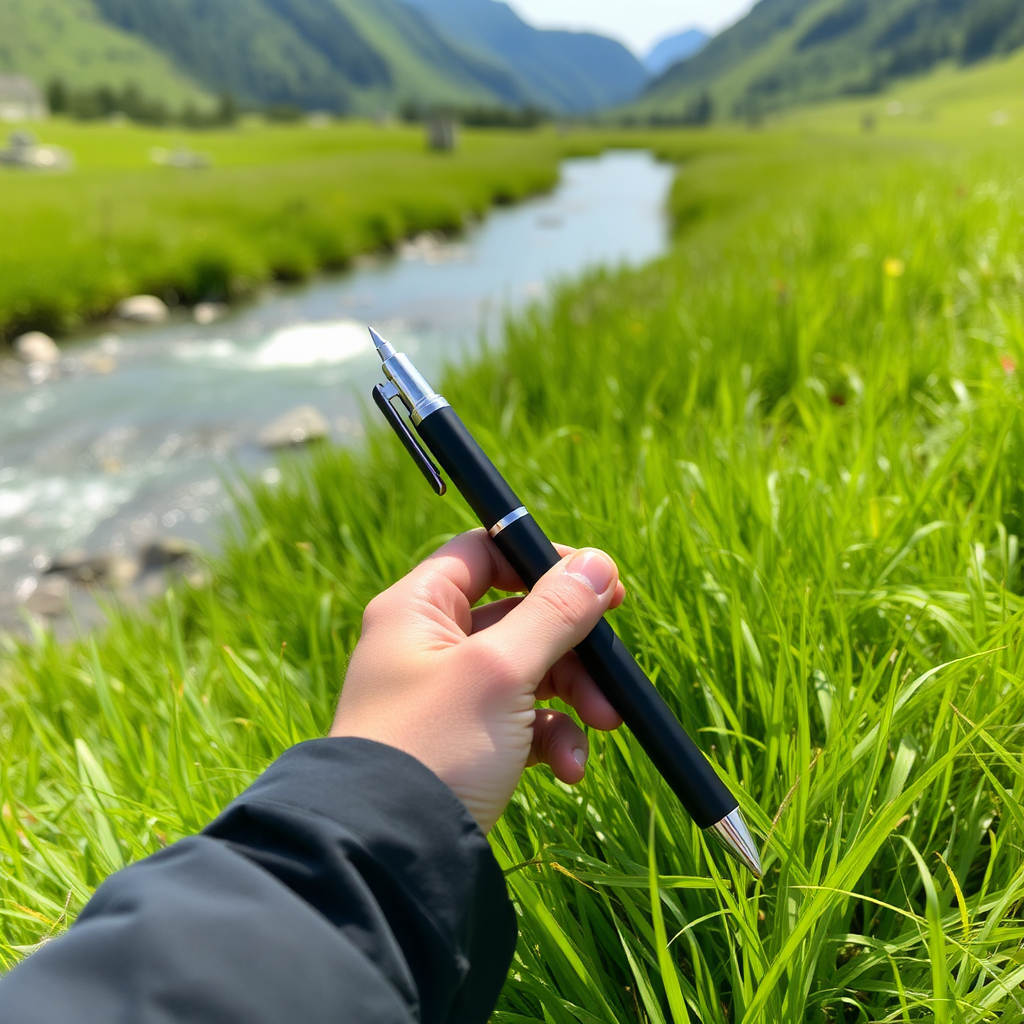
(368, 326), (396, 361)
(707, 808), (763, 879)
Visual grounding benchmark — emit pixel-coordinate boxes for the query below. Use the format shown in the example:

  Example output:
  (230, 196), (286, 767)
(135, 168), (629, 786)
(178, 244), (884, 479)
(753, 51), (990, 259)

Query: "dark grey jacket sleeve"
(0, 738), (518, 1023)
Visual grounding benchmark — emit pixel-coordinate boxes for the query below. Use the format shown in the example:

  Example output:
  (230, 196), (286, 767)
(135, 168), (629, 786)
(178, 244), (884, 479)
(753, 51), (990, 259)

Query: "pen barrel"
(415, 406), (524, 526)
(416, 406), (739, 830)
(493, 514), (737, 830)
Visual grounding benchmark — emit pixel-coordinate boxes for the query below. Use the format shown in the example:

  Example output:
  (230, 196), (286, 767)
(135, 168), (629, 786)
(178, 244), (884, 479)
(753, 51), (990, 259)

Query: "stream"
(0, 150), (674, 630)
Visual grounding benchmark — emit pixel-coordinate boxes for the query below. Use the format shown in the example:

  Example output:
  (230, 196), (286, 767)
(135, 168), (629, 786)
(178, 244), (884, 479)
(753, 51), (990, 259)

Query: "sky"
(507, 0), (758, 56)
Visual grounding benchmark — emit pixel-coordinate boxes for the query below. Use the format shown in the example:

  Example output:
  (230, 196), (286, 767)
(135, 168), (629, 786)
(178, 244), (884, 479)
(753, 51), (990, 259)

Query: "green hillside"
(331, 0), (530, 113)
(640, 0), (1024, 119)
(0, 0), (530, 116)
(90, 0), (521, 112)
(0, 0), (209, 103)
(403, 0), (648, 112)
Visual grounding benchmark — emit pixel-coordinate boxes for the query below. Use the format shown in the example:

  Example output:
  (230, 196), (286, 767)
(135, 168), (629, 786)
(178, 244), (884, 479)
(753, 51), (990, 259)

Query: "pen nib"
(707, 808), (763, 879)
(368, 326), (396, 361)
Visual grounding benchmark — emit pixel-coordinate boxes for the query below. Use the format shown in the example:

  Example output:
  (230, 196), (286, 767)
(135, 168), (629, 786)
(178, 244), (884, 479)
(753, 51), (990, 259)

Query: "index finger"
(394, 529), (578, 612)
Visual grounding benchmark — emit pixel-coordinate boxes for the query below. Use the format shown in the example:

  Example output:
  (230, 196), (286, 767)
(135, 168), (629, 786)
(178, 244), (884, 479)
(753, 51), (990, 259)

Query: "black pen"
(368, 327), (762, 878)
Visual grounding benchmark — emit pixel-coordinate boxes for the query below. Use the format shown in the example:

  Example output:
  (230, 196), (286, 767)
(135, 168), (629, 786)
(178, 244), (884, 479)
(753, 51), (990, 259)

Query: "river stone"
(24, 577), (70, 617)
(48, 550), (137, 586)
(140, 536), (199, 571)
(15, 331), (60, 365)
(193, 302), (227, 325)
(117, 295), (169, 323)
(258, 406), (330, 449)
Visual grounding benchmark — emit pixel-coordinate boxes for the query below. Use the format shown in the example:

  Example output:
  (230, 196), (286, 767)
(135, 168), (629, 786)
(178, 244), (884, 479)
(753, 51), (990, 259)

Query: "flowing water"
(0, 150), (673, 629)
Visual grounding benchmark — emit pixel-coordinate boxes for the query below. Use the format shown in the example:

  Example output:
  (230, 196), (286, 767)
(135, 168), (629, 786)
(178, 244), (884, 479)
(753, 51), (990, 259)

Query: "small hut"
(0, 76), (46, 122)
(426, 111), (458, 152)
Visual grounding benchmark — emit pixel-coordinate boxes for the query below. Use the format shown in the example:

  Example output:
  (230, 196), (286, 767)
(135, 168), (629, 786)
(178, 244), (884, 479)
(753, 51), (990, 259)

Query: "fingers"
(472, 600), (624, 730)
(536, 651), (624, 731)
(391, 531), (625, 634)
(389, 532), (572, 621)
(467, 548), (620, 688)
(527, 708), (589, 784)
(470, 595), (524, 633)
(470, 582), (625, 637)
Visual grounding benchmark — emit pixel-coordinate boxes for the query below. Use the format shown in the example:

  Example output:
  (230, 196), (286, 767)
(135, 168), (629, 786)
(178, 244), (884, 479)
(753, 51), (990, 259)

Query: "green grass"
(4, 94), (1024, 1020)
(0, 119), (563, 341)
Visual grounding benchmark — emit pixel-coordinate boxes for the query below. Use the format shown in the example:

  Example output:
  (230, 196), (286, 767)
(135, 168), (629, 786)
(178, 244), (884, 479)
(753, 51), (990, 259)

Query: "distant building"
(0, 76), (47, 122)
(426, 112), (458, 152)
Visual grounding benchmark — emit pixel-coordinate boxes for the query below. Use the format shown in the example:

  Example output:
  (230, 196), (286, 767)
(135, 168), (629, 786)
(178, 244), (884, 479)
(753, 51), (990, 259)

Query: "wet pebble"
(194, 302), (228, 325)
(15, 332), (60, 365)
(24, 577), (70, 618)
(258, 406), (330, 449)
(117, 295), (169, 323)
(140, 536), (199, 571)
(47, 550), (138, 586)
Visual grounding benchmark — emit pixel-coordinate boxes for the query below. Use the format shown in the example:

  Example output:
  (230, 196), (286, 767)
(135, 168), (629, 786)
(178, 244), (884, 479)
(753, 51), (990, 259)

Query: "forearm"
(0, 739), (517, 1024)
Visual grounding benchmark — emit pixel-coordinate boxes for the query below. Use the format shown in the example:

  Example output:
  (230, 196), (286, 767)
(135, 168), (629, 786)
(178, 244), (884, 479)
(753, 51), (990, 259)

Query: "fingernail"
(573, 748), (587, 769)
(566, 549), (615, 595)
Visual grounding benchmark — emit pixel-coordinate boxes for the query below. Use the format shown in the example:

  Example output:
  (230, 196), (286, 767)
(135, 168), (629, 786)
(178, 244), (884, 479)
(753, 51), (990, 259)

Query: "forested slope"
(640, 0), (1024, 118)
(0, 0), (209, 103)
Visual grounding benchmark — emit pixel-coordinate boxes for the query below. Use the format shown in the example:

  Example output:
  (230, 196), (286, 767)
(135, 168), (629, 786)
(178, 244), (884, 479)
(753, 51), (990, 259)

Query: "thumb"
(471, 548), (619, 688)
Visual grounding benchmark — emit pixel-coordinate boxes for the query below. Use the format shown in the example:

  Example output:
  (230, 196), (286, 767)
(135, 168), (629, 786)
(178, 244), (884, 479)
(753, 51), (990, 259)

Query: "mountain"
(89, 0), (527, 112)
(330, 0), (529, 110)
(639, 0), (1024, 119)
(0, 0), (209, 103)
(401, 0), (648, 112)
(644, 28), (710, 77)
(0, 0), (531, 114)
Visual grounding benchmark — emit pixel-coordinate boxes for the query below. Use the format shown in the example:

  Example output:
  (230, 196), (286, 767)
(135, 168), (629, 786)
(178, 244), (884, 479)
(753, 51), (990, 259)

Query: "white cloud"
(506, 0), (757, 55)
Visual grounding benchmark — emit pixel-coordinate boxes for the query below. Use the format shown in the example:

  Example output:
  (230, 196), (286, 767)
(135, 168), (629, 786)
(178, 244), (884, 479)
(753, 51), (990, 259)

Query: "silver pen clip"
(371, 377), (447, 497)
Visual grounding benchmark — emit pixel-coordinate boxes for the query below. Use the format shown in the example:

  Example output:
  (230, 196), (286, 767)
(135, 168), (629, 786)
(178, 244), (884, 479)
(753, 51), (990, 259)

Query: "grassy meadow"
(4, 64), (1024, 1021)
(0, 119), (565, 341)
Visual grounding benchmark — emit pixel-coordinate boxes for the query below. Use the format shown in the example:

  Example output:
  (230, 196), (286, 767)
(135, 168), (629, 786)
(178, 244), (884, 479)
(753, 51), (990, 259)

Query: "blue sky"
(507, 0), (757, 56)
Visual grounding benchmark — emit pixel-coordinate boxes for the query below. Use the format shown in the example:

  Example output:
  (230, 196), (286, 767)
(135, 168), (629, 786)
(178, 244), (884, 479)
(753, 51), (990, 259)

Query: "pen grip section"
(493, 513), (737, 830)
(415, 407), (523, 528)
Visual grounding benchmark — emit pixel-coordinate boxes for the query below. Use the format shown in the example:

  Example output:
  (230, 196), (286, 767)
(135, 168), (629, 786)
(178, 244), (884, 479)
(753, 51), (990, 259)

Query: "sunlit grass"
(3, 111), (1024, 1020)
(0, 120), (564, 340)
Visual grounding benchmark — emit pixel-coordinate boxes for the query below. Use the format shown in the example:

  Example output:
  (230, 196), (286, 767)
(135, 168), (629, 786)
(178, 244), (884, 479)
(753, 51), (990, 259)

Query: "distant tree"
(217, 93), (238, 126)
(684, 90), (714, 126)
(46, 78), (69, 115)
(399, 100), (423, 123)
(459, 105), (546, 129)
(264, 103), (303, 123)
(96, 85), (118, 117)
(120, 83), (145, 120)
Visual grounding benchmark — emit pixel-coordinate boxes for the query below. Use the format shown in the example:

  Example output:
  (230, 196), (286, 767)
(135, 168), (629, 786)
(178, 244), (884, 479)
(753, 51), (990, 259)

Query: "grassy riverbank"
(0, 120), (567, 341)
(4, 89), (1024, 1020)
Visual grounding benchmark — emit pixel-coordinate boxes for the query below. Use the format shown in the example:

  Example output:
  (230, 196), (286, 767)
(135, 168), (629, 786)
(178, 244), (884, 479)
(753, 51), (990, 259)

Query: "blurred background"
(2, 0), (1022, 631)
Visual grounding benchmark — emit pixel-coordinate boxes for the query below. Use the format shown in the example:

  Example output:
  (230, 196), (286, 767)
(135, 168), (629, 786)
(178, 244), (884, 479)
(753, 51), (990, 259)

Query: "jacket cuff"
(204, 737), (517, 1022)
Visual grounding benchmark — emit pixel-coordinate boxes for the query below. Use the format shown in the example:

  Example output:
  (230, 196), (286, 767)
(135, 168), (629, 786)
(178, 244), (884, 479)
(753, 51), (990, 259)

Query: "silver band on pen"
(488, 506), (529, 538)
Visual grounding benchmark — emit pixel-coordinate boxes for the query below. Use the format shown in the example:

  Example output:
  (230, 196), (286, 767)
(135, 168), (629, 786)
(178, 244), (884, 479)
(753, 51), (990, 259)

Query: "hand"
(330, 530), (626, 833)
